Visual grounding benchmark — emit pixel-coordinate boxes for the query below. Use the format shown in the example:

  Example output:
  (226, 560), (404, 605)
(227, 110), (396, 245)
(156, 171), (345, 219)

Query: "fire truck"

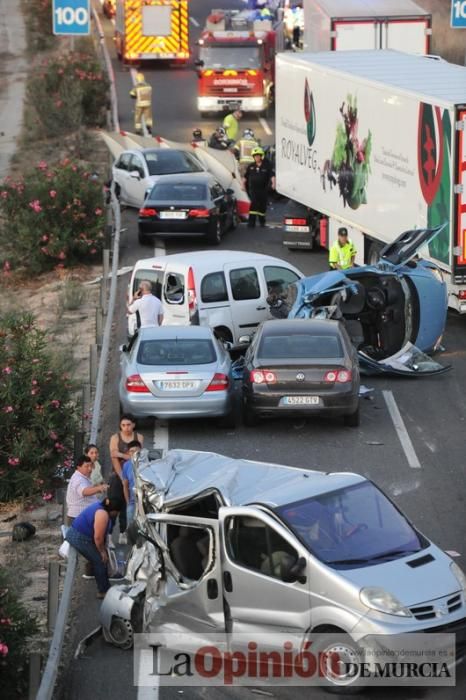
(115, 0), (189, 64)
(195, 9), (283, 116)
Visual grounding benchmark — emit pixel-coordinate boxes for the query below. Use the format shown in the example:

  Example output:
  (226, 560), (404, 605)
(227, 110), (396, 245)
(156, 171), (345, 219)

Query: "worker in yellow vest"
(234, 129), (259, 176)
(329, 227), (357, 270)
(130, 73), (153, 135)
(223, 108), (243, 143)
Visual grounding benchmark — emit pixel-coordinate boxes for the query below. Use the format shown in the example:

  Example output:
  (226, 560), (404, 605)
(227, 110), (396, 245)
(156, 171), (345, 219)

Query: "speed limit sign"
(451, 0), (466, 27)
(53, 0), (90, 35)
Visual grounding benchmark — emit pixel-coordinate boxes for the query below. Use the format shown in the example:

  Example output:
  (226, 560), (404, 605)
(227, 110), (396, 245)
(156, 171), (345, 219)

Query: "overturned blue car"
(271, 226), (450, 376)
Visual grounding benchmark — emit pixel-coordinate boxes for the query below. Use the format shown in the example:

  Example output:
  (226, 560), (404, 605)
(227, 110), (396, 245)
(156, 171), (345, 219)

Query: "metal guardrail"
(35, 6), (121, 699)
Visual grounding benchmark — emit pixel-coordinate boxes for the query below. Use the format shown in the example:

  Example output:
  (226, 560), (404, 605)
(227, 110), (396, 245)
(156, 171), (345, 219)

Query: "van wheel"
(315, 633), (364, 694)
(344, 406), (360, 428)
(138, 228), (149, 245)
(207, 218), (222, 245)
(243, 400), (258, 427)
(104, 617), (134, 650)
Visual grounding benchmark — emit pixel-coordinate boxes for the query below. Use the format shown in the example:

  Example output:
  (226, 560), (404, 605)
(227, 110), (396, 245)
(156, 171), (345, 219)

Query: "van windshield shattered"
(276, 481), (426, 568)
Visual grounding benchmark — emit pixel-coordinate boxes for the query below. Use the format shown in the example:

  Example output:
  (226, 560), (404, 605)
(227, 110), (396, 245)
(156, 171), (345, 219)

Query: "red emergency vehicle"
(195, 9), (283, 116)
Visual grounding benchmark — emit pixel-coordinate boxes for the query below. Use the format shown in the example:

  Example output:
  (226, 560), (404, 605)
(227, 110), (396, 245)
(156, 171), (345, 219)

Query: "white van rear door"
(162, 263), (190, 326)
(223, 263), (269, 343)
(127, 262), (166, 336)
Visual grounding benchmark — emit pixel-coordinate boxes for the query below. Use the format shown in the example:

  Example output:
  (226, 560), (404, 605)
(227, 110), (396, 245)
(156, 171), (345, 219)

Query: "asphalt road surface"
(62, 2), (466, 698)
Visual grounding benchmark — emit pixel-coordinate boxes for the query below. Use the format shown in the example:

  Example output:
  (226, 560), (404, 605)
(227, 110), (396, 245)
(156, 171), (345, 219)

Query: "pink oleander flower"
(49, 190), (57, 198)
(0, 642), (8, 657)
(2, 406), (13, 413)
(49, 431), (58, 440)
(37, 160), (48, 171)
(50, 399), (60, 408)
(8, 457), (20, 466)
(42, 492), (53, 501)
(29, 200), (42, 213)
(2, 366), (12, 374)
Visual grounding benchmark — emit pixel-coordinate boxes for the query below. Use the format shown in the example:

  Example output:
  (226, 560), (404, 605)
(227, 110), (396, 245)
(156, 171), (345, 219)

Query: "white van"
(127, 250), (303, 344)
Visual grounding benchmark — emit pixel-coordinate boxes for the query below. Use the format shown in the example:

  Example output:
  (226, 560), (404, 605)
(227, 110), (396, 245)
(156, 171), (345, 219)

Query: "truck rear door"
(453, 108), (466, 286)
(382, 18), (431, 54)
(331, 20), (378, 50)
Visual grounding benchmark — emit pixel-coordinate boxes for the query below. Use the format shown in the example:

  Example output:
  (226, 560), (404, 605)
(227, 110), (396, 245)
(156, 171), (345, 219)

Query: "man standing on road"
(223, 108), (243, 143)
(66, 455), (108, 526)
(130, 72), (153, 135)
(127, 280), (163, 330)
(243, 147), (275, 228)
(329, 227), (357, 270)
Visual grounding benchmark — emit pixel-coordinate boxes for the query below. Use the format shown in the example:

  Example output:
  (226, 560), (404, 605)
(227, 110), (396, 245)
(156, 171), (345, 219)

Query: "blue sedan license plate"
(282, 396), (320, 405)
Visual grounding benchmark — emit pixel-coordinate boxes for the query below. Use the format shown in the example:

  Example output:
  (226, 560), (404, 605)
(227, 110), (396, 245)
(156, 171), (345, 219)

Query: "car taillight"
(187, 266), (197, 313)
(324, 370), (352, 383)
(206, 373), (229, 391)
(139, 207), (158, 217)
(284, 217), (307, 226)
(126, 374), (150, 393)
(188, 208), (210, 218)
(459, 290), (466, 300)
(250, 369), (277, 384)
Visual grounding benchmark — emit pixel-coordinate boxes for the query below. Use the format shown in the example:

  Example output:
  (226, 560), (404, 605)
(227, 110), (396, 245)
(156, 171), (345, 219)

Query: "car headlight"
(450, 561), (466, 593)
(360, 587), (412, 617)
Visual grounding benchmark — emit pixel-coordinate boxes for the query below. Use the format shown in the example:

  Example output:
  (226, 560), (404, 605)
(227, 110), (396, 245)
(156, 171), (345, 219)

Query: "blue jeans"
(126, 502), (135, 525)
(66, 527), (110, 593)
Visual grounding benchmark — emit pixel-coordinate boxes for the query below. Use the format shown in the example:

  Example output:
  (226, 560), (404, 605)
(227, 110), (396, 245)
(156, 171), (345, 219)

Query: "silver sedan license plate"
(283, 396), (320, 405)
(159, 380), (197, 390)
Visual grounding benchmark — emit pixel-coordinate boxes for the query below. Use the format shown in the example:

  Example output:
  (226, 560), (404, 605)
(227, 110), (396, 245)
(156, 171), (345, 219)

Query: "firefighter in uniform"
(328, 227), (357, 270)
(130, 73), (153, 134)
(234, 129), (259, 176)
(243, 147), (275, 228)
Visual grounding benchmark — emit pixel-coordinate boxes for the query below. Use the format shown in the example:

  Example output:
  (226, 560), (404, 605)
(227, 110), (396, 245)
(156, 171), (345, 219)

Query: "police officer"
(328, 227), (357, 270)
(129, 73), (153, 134)
(243, 147), (275, 228)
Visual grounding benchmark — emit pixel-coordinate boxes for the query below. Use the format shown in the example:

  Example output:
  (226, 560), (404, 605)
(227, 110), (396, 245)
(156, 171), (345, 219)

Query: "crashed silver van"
(100, 450), (466, 691)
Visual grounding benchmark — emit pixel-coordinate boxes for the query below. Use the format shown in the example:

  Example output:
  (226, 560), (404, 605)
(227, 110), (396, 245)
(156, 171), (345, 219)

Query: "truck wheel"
(367, 240), (383, 266)
(344, 406), (360, 428)
(104, 617), (134, 650)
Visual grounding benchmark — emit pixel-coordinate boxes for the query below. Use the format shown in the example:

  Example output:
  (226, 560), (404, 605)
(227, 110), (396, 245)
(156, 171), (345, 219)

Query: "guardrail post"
(96, 306), (103, 346)
(28, 652), (42, 700)
(47, 562), (61, 634)
(90, 344), (98, 387)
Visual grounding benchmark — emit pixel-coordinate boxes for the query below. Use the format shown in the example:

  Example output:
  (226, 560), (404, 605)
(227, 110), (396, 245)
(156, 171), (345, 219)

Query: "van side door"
(219, 506), (311, 640)
(223, 263), (268, 343)
(146, 513), (225, 640)
(162, 266), (189, 326)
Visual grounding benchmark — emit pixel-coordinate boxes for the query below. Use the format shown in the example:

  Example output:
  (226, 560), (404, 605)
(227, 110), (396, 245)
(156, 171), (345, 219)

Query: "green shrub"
(23, 0), (56, 52)
(0, 566), (38, 698)
(0, 312), (77, 502)
(28, 52), (109, 137)
(0, 159), (105, 274)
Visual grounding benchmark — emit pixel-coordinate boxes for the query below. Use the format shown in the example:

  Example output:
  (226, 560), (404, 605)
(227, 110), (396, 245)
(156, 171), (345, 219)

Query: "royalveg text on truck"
(275, 50), (466, 312)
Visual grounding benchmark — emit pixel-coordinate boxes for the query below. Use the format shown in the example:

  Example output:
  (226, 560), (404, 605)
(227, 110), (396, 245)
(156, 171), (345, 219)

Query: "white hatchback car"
(112, 148), (206, 207)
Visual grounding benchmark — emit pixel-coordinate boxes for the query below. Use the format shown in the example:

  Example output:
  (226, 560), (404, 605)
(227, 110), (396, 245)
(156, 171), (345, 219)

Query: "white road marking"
(382, 390), (421, 469)
(153, 419), (169, 456)
(136, 649), (160, 700)
(189, 16), (200, 27)
(258, 116), (272, 136)
(446, 550), (461, 558)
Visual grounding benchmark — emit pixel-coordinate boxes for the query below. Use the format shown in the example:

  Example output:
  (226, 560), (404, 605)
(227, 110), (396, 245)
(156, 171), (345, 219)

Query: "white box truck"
(303, 0), (431, 54)
(276, 50), (466, 312)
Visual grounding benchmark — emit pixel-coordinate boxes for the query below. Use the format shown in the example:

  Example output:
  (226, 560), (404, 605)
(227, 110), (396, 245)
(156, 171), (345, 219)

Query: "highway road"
(62, 2), (466, 698)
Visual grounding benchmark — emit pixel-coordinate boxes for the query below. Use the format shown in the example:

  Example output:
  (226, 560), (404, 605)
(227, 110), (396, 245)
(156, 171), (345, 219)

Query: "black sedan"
(241, 318), (360, 427)
(138, 173), (237, 246)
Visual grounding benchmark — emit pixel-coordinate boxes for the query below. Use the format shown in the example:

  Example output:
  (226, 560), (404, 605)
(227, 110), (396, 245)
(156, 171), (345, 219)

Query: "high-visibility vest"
(223, 114), (239, 142)
(328, 239), (357, 269)
(238, 138), (258, 164)
(130, 82), (152, 108)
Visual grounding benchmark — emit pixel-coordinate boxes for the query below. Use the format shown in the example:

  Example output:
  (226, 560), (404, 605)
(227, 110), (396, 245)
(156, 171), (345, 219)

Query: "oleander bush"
(0, 159), (105, 274)
(0, 566), (38, 698)
(0, 312), (77, 502)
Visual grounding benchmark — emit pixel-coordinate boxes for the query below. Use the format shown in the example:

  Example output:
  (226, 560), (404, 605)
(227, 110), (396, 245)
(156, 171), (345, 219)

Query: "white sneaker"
(118, 533), (127, 545)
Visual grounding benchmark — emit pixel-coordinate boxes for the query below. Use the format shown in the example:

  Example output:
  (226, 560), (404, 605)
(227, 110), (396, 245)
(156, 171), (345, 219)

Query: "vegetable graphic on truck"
(320, 95), (372, 210)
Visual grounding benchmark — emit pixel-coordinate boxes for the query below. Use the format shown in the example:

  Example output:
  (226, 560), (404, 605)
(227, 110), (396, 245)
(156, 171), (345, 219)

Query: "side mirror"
(281, 556), (307, 584)
(238, 334), (252, 345)
(119, 344), (128, 353)
(194, 59), (204, 68)
(130, 170), (141, 180)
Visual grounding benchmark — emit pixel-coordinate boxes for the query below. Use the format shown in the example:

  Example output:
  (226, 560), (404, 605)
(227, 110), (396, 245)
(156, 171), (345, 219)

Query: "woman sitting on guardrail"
(65, 497), (124, 598)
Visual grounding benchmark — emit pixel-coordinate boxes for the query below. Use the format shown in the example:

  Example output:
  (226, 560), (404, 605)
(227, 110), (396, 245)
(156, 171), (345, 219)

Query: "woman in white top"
(85, 444), (104, 486)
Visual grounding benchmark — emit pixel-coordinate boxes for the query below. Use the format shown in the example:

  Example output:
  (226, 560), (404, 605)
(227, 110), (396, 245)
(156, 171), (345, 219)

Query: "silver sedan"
(119, 326), (235, 426)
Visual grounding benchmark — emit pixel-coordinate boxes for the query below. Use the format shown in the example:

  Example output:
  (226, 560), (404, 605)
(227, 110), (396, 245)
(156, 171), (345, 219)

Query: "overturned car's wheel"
(104, 616), (134, 650)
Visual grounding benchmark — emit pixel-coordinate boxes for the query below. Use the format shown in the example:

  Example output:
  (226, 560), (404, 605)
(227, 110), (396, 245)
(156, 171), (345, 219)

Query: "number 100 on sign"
(452, 0), (466, 27)
(53, 0), (90, 35)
